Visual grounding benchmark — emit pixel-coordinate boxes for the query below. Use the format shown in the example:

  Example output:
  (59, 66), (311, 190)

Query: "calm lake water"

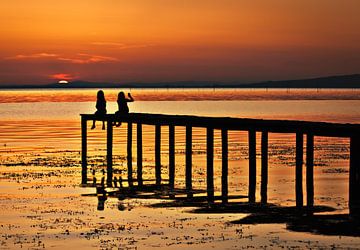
(0, 88), (359, 249)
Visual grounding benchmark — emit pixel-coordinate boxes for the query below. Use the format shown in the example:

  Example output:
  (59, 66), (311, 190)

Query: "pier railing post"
(222, 129), (228, 203)
(169, 125), (175, 189)
(186, 126), (193, 197)
(137, 123), (143, 186)
(81, 116), (87, 185)
(261, 131), (268, 204)
(248, 130), (256, 203)
(207, 127), (214, 203)
(306, 134), (314, 208)
(350, 135), (360, 219)
(127, 122), (133, 187)
(106, 119), (113, 187)
(155, 125), (161, 187)
(296, 132), (304, 208)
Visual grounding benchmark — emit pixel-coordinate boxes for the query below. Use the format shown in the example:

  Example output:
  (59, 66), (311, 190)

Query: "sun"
(58, 80), (69, 84)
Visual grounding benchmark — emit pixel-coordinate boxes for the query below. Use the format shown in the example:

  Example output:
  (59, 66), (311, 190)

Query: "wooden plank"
(81, 116), (87, 185)
(261, 131), (268, 204)
(127, 122), (133, 186)
(350, 135), (360, 219)
(222, 129), (228, 203)
(106, 120), (113, 187)
(81, 113), (360, 138)
(248, 130), (256, 203)
(186, 126), (192, 197)
(137, 123), (143, 186)
(207, 127), (214, 203)
(306, 134), (314, 208)
(296, 132), (304, 208)
(155, 125), (161, 186)
(169, 125), (175, 189)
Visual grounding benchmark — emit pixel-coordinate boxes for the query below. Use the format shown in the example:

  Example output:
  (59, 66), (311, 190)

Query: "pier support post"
(155, 125), (161, 187)
(207, 127), (214, 203)
(261, 131), (268, 204)
(248, 130), (256, 203)
(106, 120), (113, 187)
(81, 116), (87, 185)
(186, 126), (192, 197)
(296, 132), (304, 208)
(306, 134), (314, 208)
(127, 122), (133, 186)
(137, 123), (143, 186)
(222, 129), (228, 203)
(350, 135), (360, 219)
(169, 125), (175, 189)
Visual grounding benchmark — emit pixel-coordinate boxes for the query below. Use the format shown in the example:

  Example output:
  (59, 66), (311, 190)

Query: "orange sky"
(0, 0), (359, 85)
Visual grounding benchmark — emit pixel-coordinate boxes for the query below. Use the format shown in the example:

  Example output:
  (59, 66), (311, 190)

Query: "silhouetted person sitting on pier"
(113, 92), (134, 127)
(91, 90), (107, 130)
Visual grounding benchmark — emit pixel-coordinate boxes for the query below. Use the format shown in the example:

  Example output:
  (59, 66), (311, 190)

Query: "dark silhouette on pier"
(91, 90), (107, 130)
(113, 92), (134, 127)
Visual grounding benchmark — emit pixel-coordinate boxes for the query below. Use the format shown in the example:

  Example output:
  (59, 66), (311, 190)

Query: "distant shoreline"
(0, 74), (359, 89)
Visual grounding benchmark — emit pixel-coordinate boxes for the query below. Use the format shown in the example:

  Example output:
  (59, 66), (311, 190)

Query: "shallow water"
(0, 88), (359, 249)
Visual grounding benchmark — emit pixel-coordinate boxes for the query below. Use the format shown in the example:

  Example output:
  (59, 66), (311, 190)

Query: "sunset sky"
(0, 0), (359, 85)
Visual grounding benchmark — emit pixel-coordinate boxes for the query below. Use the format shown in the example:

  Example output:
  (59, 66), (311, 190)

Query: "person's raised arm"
(127, 93), (134, 102)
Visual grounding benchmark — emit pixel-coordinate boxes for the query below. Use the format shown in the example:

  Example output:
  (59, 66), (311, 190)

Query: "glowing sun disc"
(58, 80), (69, 84)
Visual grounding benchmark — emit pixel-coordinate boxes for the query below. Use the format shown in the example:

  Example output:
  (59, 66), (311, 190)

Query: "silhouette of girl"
(91, 90), (107, 130)
(114, 92), (134, 127)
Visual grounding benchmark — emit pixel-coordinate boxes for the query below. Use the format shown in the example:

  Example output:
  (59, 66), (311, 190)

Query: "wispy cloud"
(58, 53), (119, 64)
(5, 52), (119, 64)
(91, 42), (154, 50)
(50, 73), (75, 80)
(6, 53), (58, 60)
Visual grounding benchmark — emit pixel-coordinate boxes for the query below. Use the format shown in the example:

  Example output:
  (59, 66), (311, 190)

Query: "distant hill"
(238, 74), (360, 88)
(1, 74), (360, 89)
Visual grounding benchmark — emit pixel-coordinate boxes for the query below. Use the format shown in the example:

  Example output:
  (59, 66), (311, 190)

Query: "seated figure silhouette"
(91, 90), (107, 130)
(114, 92), (134, 127)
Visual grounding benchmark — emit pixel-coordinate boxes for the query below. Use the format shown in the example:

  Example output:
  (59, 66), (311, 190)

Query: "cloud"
(5, 53), (58, 60)
(91, 42), (154, 50)
(5, 52), (119, 64)
(50, 73), (75, 80)
(58, 53), (119, 64)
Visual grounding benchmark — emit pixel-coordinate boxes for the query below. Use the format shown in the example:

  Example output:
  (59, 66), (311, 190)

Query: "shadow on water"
(82, 180), (360, 237)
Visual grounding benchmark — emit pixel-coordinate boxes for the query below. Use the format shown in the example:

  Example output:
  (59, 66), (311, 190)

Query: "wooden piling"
(222, 129), (228, 203)
(137, 123), (143, 186)
(155, 125), (161, 186)
(127, 122), (133, 186)
(106, 120), (113, 186)
(261, 131), (268, 204)
(248, 130), (256, 203)
(207, 127), (214, 203)
(186, 126), (192, 197)
(296, 132), (304, 208)
(81, 116), (87, 185)
(350, 135), (360, 219)
(306, 134), (314, 208)
(169, 125), (175, 189)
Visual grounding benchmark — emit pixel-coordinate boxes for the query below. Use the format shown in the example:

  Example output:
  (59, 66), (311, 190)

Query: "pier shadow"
(190, 203), (360, 237)
(82, 182), (360, 237)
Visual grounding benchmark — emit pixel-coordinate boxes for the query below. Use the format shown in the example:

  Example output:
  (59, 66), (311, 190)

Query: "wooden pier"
(80, 113), (360, 218)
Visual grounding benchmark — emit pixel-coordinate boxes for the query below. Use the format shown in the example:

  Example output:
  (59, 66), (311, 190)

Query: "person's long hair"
(97, 90), (105, 102)
(118, 91), (125, 101)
